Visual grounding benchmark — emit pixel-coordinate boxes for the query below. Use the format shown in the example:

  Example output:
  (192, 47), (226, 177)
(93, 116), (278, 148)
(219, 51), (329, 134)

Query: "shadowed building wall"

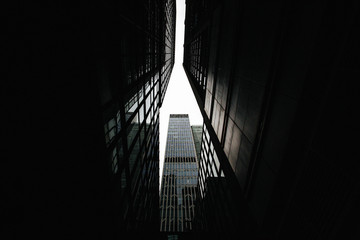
(3, 0), (175, 238)
(183, 0), (360, 239)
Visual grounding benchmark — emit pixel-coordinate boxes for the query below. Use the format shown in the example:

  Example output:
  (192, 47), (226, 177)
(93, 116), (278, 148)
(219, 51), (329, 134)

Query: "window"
(213, 151), (220, 173)
(111, 140), (124, 174)
(112, 147), (118, 174)
(127, 113), (139, 148)
(146, 110), (152, 125)
(139, 104), (144, 123)
(138, 88), (143, 103)
(104, 118), (116, 146)
(139, 125), (145, 143)
(145, 81), (150, 95)
(145, 94), (151, 114)
(104, 109), (122, 146)
(126, 89), (140, 119)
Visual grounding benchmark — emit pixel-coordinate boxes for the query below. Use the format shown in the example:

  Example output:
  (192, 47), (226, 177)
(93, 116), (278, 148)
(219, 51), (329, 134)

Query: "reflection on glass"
(139, 88), (143, 103)
(129, 138), (140, 174)
(104, 118), (116, 145)
(111, 139), (123, 174)
(104, 110), (122, 146)
(145, 94), (151, 113)
(127, 113), (139, 148)
(125, 92), (138, 122)
(112, 147), (118, 174)
(139, 105), (144, 123)
(145, 81), (150, 95)
(116, 110), (121, 132)
(146, 111), (152, 125)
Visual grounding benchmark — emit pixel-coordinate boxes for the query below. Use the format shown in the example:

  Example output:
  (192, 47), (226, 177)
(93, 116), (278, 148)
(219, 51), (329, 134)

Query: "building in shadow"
(183, 0), (360, 239)
(3, 0), (175, 238)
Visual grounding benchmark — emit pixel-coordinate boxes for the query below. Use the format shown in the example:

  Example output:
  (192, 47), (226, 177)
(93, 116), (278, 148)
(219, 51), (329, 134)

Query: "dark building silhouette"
(3, 0), (175, 238)
(184, 0), (360, 239)
(160, 114), (199, 233)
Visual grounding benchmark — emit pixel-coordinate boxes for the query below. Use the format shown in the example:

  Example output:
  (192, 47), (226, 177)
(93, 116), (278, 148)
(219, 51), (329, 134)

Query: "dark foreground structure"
(184, 0), (360, 239)
(4, 0), (175, 238)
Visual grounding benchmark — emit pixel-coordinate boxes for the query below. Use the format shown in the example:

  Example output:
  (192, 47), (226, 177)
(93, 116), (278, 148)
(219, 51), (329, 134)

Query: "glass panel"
(127, 113), (139, 148)
(125, 91), (138, 122)
(112, 139), (123, 174)
(112, 147), (118, 174)
(204, 140), (209, 153)
(129, 101), (138, 115)
(116, 110), (121, 132)
(145, 81), (150, 95)
(125, 92), (137, 112)
(205, 127), (210, 142)
(139, 104), (144, 123)
(129, 139), (140, 174)
(150, 106), (156, 122)
(155, 81), (159, 93)
(139, 125), (145, 143)
(145, 94), (151, 114)
(138, 88), (144, 103)
(155, 93), (159, 106)
(104, 115), (120, 146)
(211, 161), (218, 177)
(146, 111), (152, 125)
(213, 151), (220, 172)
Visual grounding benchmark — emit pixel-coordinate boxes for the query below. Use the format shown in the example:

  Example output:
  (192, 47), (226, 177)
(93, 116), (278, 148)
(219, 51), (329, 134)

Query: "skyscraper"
(160, 114), (199, 232)
(4, 0), (175, 237)
(184, 0), (359, 238)
(101, 0), (176, 233)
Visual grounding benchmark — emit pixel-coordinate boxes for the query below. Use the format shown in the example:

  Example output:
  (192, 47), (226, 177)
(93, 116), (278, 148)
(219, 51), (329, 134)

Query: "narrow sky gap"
(159, 0), (203, 188)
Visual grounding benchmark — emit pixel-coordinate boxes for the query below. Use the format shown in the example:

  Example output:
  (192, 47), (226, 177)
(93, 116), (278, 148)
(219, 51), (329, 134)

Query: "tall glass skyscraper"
(101, 0), (176, 233)
(160, 114), (199, 232)
(3, 0), (175, 237)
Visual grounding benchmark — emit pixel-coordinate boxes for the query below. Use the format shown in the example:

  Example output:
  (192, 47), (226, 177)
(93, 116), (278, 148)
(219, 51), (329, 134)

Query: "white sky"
(159, 0), (203, 188)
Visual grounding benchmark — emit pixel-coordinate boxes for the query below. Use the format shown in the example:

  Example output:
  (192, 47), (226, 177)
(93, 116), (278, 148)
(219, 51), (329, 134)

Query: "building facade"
(184, 0), (359, 239)
(3, 0), (175, 237)
(160, 114), (199, 232)
(101, 0), (176, 233)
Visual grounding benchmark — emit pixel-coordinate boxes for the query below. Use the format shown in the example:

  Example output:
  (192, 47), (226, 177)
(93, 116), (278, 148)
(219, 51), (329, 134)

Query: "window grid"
(160, 115), (199, 232)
